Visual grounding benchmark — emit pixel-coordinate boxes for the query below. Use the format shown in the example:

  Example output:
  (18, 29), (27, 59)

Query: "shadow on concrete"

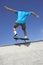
(0, 40), (43, 47)
(14, 42), (31, 47)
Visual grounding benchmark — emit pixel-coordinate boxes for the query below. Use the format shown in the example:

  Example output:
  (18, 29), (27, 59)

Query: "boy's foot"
(24, 36), (29, 40)
(13, 34), (18, 38)
(24, 36), (27, 38)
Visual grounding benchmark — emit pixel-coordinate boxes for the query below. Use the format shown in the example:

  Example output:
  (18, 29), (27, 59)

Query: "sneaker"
(14, 34), (18, 38)
(24, 36), (29, 40)
(24, 36), (27, 38)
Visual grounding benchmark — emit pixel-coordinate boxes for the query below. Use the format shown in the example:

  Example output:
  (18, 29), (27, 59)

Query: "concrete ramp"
(0, 40), (43, 65)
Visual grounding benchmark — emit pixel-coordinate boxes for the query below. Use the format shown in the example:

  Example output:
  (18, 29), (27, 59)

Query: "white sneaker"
(24, 36), (28, 39)
(14, 34), (18, 38)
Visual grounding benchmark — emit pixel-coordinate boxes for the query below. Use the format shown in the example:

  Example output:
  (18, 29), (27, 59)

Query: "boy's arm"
(31, 11), (40, 18)
(4, 6), (16, 13)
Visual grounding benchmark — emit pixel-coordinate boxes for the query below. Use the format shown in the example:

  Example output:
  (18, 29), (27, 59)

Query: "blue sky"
(0, 0), (43, 46)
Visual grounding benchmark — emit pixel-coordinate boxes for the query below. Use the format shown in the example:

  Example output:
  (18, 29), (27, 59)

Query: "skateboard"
(14, 37), (29, 40)
(14, 37), (29, 42)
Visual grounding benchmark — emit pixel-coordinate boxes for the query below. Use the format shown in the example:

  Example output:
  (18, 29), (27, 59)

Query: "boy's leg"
(13, 23), (19, 36)
(21, 24), (27, 38)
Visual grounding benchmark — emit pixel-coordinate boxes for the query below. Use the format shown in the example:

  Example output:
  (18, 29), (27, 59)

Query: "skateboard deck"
(14, 37), (29, 40)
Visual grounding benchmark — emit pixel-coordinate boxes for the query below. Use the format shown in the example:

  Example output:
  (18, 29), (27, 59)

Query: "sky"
(0, 0), (43, 46)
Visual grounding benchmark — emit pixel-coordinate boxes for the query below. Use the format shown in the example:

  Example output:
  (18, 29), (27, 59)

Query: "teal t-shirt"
(15, 10), (31, 24)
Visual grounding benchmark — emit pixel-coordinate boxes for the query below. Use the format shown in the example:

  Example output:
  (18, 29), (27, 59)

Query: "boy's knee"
(13, 25), (16, 28)
(13, 24), (17, 28)
(13, 23), (19, 28)
(22, 25), (26, 30)
(22, 26), (26, 31)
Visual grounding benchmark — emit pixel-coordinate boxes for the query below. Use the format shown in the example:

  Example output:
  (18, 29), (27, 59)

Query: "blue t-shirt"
(15, 10), (31, 24)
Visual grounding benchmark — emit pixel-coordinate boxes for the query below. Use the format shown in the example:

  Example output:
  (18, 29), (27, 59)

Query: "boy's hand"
(31, 11), (40, 19)
(36, 15), (40, 19)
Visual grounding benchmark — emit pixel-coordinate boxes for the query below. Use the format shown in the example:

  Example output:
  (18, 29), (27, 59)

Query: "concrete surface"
(0, 40), (43, 65)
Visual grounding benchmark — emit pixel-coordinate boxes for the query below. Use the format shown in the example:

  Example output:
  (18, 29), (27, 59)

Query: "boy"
(4, 6), (40, 39)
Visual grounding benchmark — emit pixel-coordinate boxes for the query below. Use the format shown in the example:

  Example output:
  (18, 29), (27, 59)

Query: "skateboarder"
(4, 6), (40, 39)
